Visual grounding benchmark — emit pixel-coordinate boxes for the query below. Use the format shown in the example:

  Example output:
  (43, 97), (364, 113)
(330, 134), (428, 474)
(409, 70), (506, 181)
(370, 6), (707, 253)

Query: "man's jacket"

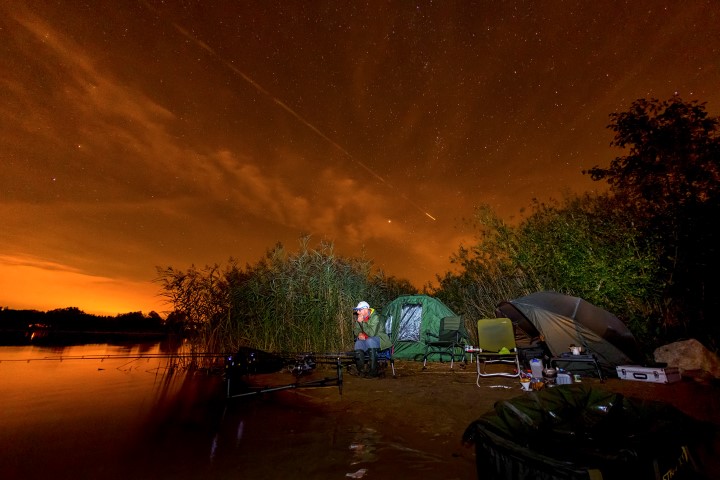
(353, 308), (392, 350)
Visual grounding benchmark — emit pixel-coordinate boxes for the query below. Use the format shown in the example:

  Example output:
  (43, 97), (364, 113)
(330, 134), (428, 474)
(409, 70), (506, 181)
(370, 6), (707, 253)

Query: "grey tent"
(496, 291), (643, 375)
(381, 294), (460, 360)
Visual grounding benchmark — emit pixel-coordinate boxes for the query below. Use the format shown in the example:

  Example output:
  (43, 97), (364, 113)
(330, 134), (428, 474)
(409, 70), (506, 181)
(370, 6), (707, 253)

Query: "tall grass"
(156, 236), (414, 356)
(229, 239), (366, 353)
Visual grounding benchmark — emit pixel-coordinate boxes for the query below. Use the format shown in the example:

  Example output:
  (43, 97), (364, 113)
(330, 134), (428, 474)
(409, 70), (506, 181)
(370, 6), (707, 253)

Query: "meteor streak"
(145, 2), (436, 221)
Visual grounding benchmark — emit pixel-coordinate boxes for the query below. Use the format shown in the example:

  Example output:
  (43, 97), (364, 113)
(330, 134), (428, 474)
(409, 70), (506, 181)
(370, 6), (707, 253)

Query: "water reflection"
(0, 341), (476, 479)
(0, 341), (358, 479)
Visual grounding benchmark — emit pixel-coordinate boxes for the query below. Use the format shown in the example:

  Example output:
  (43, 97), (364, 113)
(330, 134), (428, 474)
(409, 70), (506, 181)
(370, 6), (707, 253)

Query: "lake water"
(0, 340), (377, 480)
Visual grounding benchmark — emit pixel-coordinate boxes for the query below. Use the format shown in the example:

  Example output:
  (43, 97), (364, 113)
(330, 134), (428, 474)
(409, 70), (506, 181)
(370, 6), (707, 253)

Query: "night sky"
(2, 1), (719, 315)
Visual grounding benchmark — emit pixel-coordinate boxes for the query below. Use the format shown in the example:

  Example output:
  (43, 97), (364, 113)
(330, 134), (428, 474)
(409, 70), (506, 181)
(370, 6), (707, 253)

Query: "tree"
(514, 194), (661, 344)
(587, 96), (720, 220)
(433, 198), (661, 349)
(586, 97), (720, 347)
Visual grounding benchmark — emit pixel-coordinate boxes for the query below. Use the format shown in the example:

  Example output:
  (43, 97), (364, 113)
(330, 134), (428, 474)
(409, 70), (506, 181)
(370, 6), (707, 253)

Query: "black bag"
(517, 345), (547, 369)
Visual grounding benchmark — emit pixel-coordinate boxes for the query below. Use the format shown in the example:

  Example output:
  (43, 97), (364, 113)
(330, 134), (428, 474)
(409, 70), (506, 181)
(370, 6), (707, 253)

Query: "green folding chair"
(475, 318), (521, 383)
(422, 315), (468, 369)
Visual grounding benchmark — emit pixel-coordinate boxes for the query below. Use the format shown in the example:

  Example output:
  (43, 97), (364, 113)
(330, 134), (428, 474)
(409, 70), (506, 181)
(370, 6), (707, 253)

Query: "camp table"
(550, 353), (604, 382)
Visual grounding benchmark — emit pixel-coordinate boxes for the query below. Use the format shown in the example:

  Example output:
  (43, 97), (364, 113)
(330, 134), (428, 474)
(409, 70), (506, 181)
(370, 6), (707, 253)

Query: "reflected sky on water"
(0, 341), (361, 480)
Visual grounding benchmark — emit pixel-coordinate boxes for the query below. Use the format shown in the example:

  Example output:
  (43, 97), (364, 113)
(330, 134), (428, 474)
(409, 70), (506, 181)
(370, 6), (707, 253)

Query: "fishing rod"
(1, 347), (354, 397)
(0, 350), (355, 364)
(226, 355), (345, 398)
(224, 348), (357, 376)
(0, 353), (228, 363)
(227, 374), (343, 398)
(223, 348), (347, 398)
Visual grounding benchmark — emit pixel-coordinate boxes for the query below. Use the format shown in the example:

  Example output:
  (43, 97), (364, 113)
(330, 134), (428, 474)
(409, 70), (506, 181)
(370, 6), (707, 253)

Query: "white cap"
(354, 301), (370, 310)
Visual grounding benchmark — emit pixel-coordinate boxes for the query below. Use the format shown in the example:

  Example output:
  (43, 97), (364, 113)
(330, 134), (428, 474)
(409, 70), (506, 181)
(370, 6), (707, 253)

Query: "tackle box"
(616, 365), (681, 384)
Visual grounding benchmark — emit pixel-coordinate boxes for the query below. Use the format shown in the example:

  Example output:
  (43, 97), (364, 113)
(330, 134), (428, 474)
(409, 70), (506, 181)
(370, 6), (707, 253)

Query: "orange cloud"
(0, 255), (165, 316)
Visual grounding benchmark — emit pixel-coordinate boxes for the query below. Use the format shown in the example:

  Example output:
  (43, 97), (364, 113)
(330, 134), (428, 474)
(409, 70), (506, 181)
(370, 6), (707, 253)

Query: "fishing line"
(0, 353), (227, 363)
(141, 1), (436, 221)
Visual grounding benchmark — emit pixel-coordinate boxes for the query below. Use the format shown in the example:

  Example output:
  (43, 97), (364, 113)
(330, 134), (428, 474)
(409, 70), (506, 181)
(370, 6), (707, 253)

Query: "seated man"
(352, 301), (391, 377)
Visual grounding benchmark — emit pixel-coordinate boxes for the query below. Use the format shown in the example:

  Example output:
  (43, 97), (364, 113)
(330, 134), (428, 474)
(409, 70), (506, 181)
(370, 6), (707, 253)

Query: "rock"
(653, 339), (720, 379)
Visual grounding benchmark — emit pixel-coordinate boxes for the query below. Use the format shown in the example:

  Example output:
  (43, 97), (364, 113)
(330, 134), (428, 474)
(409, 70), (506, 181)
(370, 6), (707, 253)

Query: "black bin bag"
(463, 385), (714, 480)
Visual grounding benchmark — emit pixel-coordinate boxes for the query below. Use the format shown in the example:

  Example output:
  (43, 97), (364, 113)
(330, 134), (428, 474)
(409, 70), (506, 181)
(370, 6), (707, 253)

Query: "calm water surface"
(0, 341), (381, 480)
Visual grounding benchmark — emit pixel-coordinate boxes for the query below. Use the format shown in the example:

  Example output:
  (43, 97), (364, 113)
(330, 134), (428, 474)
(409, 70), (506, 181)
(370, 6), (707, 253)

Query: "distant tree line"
(0, 306), (166, 333)
(156, 96), (719, 359)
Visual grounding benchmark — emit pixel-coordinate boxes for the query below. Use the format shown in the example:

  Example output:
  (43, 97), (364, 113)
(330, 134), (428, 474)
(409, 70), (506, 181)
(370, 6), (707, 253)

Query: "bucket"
(530, 358), (543, 378)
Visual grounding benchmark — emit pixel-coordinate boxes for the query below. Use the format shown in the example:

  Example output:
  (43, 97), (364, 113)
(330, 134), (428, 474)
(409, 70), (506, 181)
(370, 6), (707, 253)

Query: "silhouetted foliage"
(0, 306), (166, 335)
(586, 97), (720, 348)
(432, 195), (662, 352)
(516, 194), (662, 344)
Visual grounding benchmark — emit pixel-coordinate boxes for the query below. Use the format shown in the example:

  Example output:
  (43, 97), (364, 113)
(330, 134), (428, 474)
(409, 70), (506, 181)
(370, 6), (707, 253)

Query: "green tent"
(381, 294), (459, 360)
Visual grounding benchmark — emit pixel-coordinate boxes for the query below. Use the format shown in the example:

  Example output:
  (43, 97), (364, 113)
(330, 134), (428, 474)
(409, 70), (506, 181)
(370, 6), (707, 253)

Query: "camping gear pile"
(379, 292), (645, 378)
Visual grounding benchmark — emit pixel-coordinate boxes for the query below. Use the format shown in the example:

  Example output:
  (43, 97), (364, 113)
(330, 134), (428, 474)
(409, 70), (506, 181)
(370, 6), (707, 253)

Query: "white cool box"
(616, 365), (682, 384)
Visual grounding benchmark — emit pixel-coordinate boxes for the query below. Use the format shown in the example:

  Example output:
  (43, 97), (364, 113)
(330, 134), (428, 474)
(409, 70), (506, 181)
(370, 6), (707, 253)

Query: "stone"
(653, 339), (720, 379)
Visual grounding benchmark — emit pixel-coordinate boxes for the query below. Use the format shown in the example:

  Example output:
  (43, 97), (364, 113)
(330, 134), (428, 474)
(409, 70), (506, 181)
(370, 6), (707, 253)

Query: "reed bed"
(156, 237), (412, 361)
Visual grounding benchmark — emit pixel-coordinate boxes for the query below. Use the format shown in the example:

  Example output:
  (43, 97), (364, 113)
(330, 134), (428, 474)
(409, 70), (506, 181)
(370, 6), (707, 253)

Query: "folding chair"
(377, 347), (396, 377)
(422, 315), (468, 369)
(346, 347), (396, 377)
(475, 318), (521, 383)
